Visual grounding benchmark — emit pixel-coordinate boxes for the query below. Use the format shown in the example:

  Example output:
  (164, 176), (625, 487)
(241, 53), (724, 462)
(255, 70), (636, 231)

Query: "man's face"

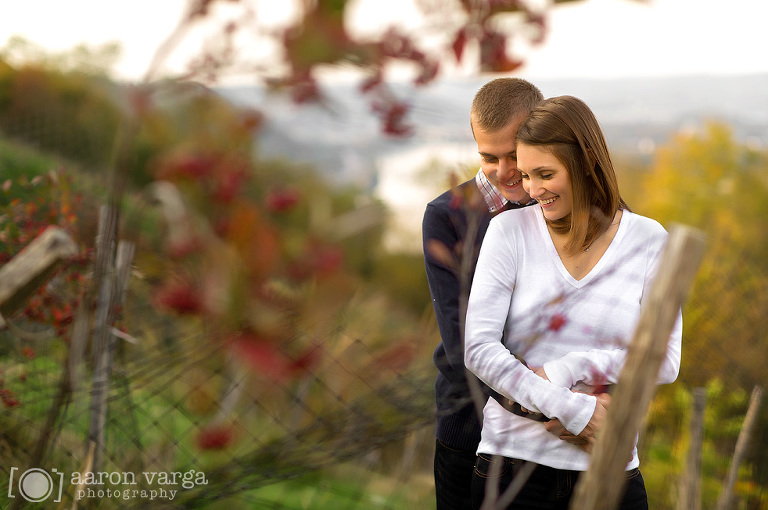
(473, 114), (531, 203)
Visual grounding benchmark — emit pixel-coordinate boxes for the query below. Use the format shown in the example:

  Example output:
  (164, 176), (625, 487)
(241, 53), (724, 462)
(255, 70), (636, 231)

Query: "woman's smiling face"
(516, 143), (573, 221)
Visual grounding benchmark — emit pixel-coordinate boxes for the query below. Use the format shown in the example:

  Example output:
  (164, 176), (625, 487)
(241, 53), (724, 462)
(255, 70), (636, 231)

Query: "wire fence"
(1, 287), (439, 508)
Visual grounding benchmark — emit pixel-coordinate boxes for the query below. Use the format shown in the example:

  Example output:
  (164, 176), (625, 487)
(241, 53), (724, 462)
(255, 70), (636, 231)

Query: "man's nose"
(497, 158), (516, 180)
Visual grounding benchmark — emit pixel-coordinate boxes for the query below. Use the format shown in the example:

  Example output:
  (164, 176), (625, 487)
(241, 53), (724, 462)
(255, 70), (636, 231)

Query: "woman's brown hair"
(516, 95), (630, 254)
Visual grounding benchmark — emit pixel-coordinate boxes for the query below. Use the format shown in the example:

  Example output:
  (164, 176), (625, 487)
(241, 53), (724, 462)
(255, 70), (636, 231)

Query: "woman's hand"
(545, 392), (611, 453)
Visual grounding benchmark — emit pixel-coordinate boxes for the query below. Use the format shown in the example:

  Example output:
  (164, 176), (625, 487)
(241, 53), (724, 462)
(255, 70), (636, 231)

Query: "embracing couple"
(423, 78), (682, 510)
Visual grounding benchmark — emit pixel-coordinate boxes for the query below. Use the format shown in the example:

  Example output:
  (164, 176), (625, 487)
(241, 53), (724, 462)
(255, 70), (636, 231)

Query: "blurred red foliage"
(0, 171), (92, 340)
(547, 313), (567, 332)
(154, 277), (206, 315)
(170, 0), (558, 136)
(196, 424), (234, 450)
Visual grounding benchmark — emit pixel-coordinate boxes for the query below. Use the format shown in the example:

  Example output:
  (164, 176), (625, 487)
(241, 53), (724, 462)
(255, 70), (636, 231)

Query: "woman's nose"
(526, 178), (542, 197)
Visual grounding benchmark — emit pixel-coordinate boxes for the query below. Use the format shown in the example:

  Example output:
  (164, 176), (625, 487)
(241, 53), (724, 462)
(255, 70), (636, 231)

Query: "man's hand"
(530, 365), (549, 381)
(545, 392), (611, 453)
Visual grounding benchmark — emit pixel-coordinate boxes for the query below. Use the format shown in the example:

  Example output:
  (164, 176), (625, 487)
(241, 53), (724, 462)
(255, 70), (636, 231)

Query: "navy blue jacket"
(422, 178), (528, 451)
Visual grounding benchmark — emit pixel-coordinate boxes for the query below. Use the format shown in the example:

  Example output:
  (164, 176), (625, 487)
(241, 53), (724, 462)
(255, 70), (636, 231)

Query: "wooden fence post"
(570, 224), (707, 510)
(2, 227), (79, 510)
(716, 385), (764, 510)
(0, 227), (78, 327)
(86, 205), (135, 473)
(678, 387), (707, 510)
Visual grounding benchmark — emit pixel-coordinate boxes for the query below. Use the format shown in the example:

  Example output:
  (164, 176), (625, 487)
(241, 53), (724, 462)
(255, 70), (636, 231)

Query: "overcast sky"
(1, 0), (767, 81)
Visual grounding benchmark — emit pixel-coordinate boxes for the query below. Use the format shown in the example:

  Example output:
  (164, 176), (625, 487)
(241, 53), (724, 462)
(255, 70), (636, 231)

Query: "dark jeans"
(471, 453), (648, 510)
(434, 439), (477, 510)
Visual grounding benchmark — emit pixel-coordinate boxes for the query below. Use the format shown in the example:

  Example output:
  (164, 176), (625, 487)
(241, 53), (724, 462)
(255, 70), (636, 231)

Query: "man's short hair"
(470, 78), (543, 132)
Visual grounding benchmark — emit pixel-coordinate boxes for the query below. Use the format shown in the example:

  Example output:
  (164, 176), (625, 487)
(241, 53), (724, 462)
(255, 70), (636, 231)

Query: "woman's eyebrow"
(520, 166), (550, 174)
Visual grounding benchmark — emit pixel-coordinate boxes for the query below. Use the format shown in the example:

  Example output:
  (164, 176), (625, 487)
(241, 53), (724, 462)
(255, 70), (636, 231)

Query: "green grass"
(0, 135), (58, 178)
(197, 466), (436, 510)
(0, 135), (63, 208)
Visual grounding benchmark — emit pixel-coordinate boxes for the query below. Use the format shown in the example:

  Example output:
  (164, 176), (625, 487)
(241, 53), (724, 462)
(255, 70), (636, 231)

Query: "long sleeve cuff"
(541, 361), (574, 389)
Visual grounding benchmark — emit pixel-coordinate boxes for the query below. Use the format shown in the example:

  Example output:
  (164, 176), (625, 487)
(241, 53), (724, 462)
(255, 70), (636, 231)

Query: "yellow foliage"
(636, 122), (768, 389)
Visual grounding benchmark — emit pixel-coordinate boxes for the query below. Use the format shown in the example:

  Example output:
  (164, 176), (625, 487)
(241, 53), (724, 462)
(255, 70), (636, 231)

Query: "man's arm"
(423, 198), (508, 407)
(423, 201), (465, 372)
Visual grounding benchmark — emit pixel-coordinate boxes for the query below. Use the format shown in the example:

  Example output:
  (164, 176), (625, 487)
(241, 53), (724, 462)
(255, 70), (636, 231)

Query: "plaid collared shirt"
(475, 169), (536, 213)
(475, 169), (507, 213)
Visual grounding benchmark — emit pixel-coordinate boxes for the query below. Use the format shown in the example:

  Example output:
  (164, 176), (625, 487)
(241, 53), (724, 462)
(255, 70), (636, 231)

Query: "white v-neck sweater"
(464, 204), (682, 471)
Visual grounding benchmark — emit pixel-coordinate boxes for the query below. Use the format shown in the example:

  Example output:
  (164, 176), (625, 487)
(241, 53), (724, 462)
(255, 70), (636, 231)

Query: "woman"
(464, 96), (682, 509)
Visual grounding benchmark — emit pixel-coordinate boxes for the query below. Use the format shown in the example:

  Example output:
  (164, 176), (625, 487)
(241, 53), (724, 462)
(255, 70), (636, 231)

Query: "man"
(422, 78), (543, 510)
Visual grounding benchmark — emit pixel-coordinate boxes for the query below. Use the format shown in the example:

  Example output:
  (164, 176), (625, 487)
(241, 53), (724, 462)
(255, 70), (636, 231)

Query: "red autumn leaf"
(478, 29), (522, 73)
(196, 424), (233, 450)
(0, 389), (20, 408)
(154, 278), (205, 315)
(452, 28), (468, 63)
(379, 100), (414, 137)
(288, 241), (343, 281)
(264, 188), (301, 213)
(290, 344), (322, 375)
(155, 152), (216, 180)
(547, 313), (567, 332)
(229, 333), (318, 381)
(52, 303), (74, 330)
(212, 164), (249, 204)
(588, 366), (610, 395)
(359, 73), (383, 93)
(229, 333), (291, 380)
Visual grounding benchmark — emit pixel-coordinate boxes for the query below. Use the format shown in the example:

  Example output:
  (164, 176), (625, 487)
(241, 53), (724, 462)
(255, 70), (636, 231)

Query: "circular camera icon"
(18, 468), (55, 502)
(7, 467), (64, 503)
